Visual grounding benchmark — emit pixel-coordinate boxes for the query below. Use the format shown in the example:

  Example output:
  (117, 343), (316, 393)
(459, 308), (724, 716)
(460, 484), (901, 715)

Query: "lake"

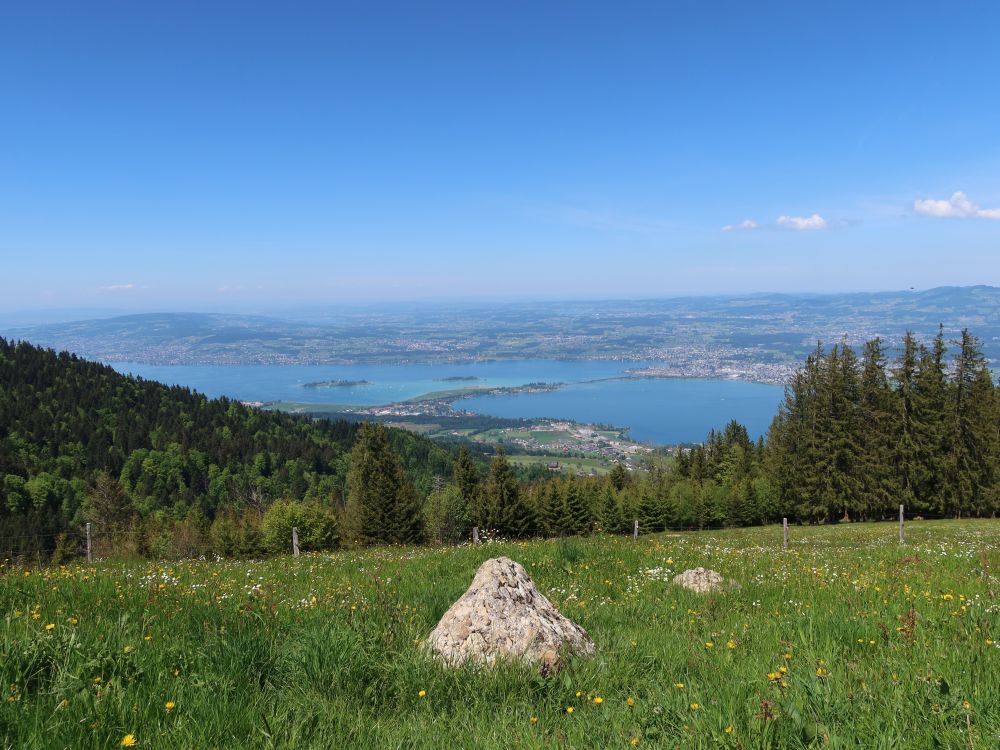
(109, 360), (784, 444)
(454, 377), (783, 444)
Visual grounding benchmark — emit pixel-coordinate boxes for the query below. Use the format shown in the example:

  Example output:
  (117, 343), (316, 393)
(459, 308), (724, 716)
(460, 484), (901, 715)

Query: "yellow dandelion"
(726, 640), (736, 649)
(418, 690), (426, 698)
(45, 623), (55, 632)
(631, 739), (641, 747)
(566, 706), (574, 714)
(121, 736), (137, 747)
(529, 716), (538, 725)
(594, 696), (603, 705)
(674, 682), (685, 689)
(165, 701), (176, 712)
(725, 725), (734, 733)
(704, 641), (714, 649)
(963, 700), (971, 711)
(690, 703), (700, 710)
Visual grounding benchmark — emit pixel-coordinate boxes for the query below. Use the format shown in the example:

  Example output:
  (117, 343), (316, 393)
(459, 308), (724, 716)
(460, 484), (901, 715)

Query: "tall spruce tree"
(913, 327), (951, 514)
(481, 448), (535, 538)
(345, 423), (421, 545)
(858, 338), (898, 518)
(950, 330), (993, 515)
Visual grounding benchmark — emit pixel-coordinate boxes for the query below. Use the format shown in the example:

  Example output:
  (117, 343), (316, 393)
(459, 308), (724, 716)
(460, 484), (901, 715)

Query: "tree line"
(2, 328), (998, 561)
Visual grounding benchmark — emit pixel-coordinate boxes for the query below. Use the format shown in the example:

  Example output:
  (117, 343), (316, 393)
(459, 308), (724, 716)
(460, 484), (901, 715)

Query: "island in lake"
(434, 375), (480, 382)
(300, 379), (370, 389)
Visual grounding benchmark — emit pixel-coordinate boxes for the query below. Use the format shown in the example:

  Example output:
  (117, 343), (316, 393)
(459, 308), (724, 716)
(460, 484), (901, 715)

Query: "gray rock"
(672, 567), (726, 593)
(426, 556), (595, 670)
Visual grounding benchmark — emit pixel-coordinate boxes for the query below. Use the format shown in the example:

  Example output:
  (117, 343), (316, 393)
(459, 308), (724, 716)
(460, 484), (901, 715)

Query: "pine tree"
(891, 332), (922, 511)
(453, 446), (481, 525)
(481, 448), (535, 538)
(912, 327), (951, 514)
(857, 338), (898, 518)
(560, 478), (591, 536)
(597, 485), (620, 533)
(950, 329), (993, 515)
(345, 423), (421, 545)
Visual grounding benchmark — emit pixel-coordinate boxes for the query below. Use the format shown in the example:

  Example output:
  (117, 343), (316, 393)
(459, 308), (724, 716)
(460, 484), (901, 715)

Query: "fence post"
(633, 519), (639, 542)
(899, 504), (905, 544)
(85, 522), (92, 563)
(783, 518), (788, 550)
(472, 526), (480, 544)
(292, 527), (300, 557)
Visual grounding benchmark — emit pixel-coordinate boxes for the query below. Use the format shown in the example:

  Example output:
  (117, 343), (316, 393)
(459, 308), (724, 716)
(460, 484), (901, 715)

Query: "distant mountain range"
(4, 286), (999, 366)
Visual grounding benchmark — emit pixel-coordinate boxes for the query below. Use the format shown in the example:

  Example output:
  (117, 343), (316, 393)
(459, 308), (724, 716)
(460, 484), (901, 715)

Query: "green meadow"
(2, 521), (998, 749)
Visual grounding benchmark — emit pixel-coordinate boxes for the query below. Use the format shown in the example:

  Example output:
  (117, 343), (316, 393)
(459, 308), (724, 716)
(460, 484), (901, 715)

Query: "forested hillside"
(0, 338), (457, 557)
(2, 327), (998, 563)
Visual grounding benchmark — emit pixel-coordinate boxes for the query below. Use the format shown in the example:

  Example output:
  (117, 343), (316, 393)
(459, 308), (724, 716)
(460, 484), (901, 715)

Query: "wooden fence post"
(783, 518), (788, 550)
(899, 504), (905, 544)
(292, 527), (300, 557)
(472, 526), (480, 544)
(85, 522), (92, 563)
(633, 519), (639, 542)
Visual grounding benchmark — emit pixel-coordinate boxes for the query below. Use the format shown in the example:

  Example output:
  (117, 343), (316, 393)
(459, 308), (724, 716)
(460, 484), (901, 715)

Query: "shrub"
(261, 500), (339, 555)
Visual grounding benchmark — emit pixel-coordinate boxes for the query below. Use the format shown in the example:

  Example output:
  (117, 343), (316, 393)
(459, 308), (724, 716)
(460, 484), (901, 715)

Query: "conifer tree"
(345, 422), (421, 545)
(560, 478), (591, 536)
(913, 327), (951, 514)
(481, 448), (535, 538)
(858, 338), (898, 518)
(453, 445), (480, 525)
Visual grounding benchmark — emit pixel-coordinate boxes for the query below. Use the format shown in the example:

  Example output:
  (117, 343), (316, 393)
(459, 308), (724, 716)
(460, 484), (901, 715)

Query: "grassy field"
(2, 521), (999, 748)
(508, 454), (611, 475)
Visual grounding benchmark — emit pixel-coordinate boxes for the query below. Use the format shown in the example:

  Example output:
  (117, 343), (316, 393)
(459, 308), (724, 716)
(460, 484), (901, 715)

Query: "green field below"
(508, 454), (611, 475)
(3, 521), (999, 748)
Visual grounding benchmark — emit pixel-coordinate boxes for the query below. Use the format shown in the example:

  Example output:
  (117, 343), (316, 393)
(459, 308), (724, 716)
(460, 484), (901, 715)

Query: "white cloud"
(913, 191), (1000, 219)
(103, 283), (136, 291)
(722, 219), (759, 232)
(776, 213), (827, 230)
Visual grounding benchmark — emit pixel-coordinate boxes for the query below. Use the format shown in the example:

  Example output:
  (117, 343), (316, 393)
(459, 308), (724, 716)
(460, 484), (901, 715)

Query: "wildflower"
(593, 696), (603, 705)
(121, 736), (137, 747)
(725, 726), (734, 734)
(816, 667), (829, 678)
(165, 701), (176, 712)
(690, 703), (700, 710)
(963, 700), (971, 711)
(418, 690), (426, 698)
(575, 691), (582, 697)
(704, 641), (714, 649)
(68, 617), (78, 625)
(45, 623), (55, 632)
(566, 706), (574, 714)
(674, 682), (685, 689)
(529, 716), (538, 725)
(627, 697), (636, 706)
(631, 739), (641, 747)
(726, 640), (736, 649)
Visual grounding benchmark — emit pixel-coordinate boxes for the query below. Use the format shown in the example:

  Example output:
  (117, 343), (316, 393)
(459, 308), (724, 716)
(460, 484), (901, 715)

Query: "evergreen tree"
(481, 448), (535, 538)
(912, 327), (951, 514)
(345, 423), (421, 545)
(950, 330), (993, 515)
(857, 338), (897, 518)
(891, 332), (922, 511)
(453, 446), (481, 523)
(560, 478), (591, 536)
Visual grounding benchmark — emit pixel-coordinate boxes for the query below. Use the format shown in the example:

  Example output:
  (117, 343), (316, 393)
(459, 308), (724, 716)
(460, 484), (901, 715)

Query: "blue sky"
(2, 1), (999, 310)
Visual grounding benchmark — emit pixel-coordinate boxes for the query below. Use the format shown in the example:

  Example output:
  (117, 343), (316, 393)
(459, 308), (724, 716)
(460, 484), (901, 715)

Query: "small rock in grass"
(673, 567), (729, 593)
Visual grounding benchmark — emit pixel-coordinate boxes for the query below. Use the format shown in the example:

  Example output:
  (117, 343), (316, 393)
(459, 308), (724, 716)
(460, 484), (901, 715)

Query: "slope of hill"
(0, 338), (458, 554)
